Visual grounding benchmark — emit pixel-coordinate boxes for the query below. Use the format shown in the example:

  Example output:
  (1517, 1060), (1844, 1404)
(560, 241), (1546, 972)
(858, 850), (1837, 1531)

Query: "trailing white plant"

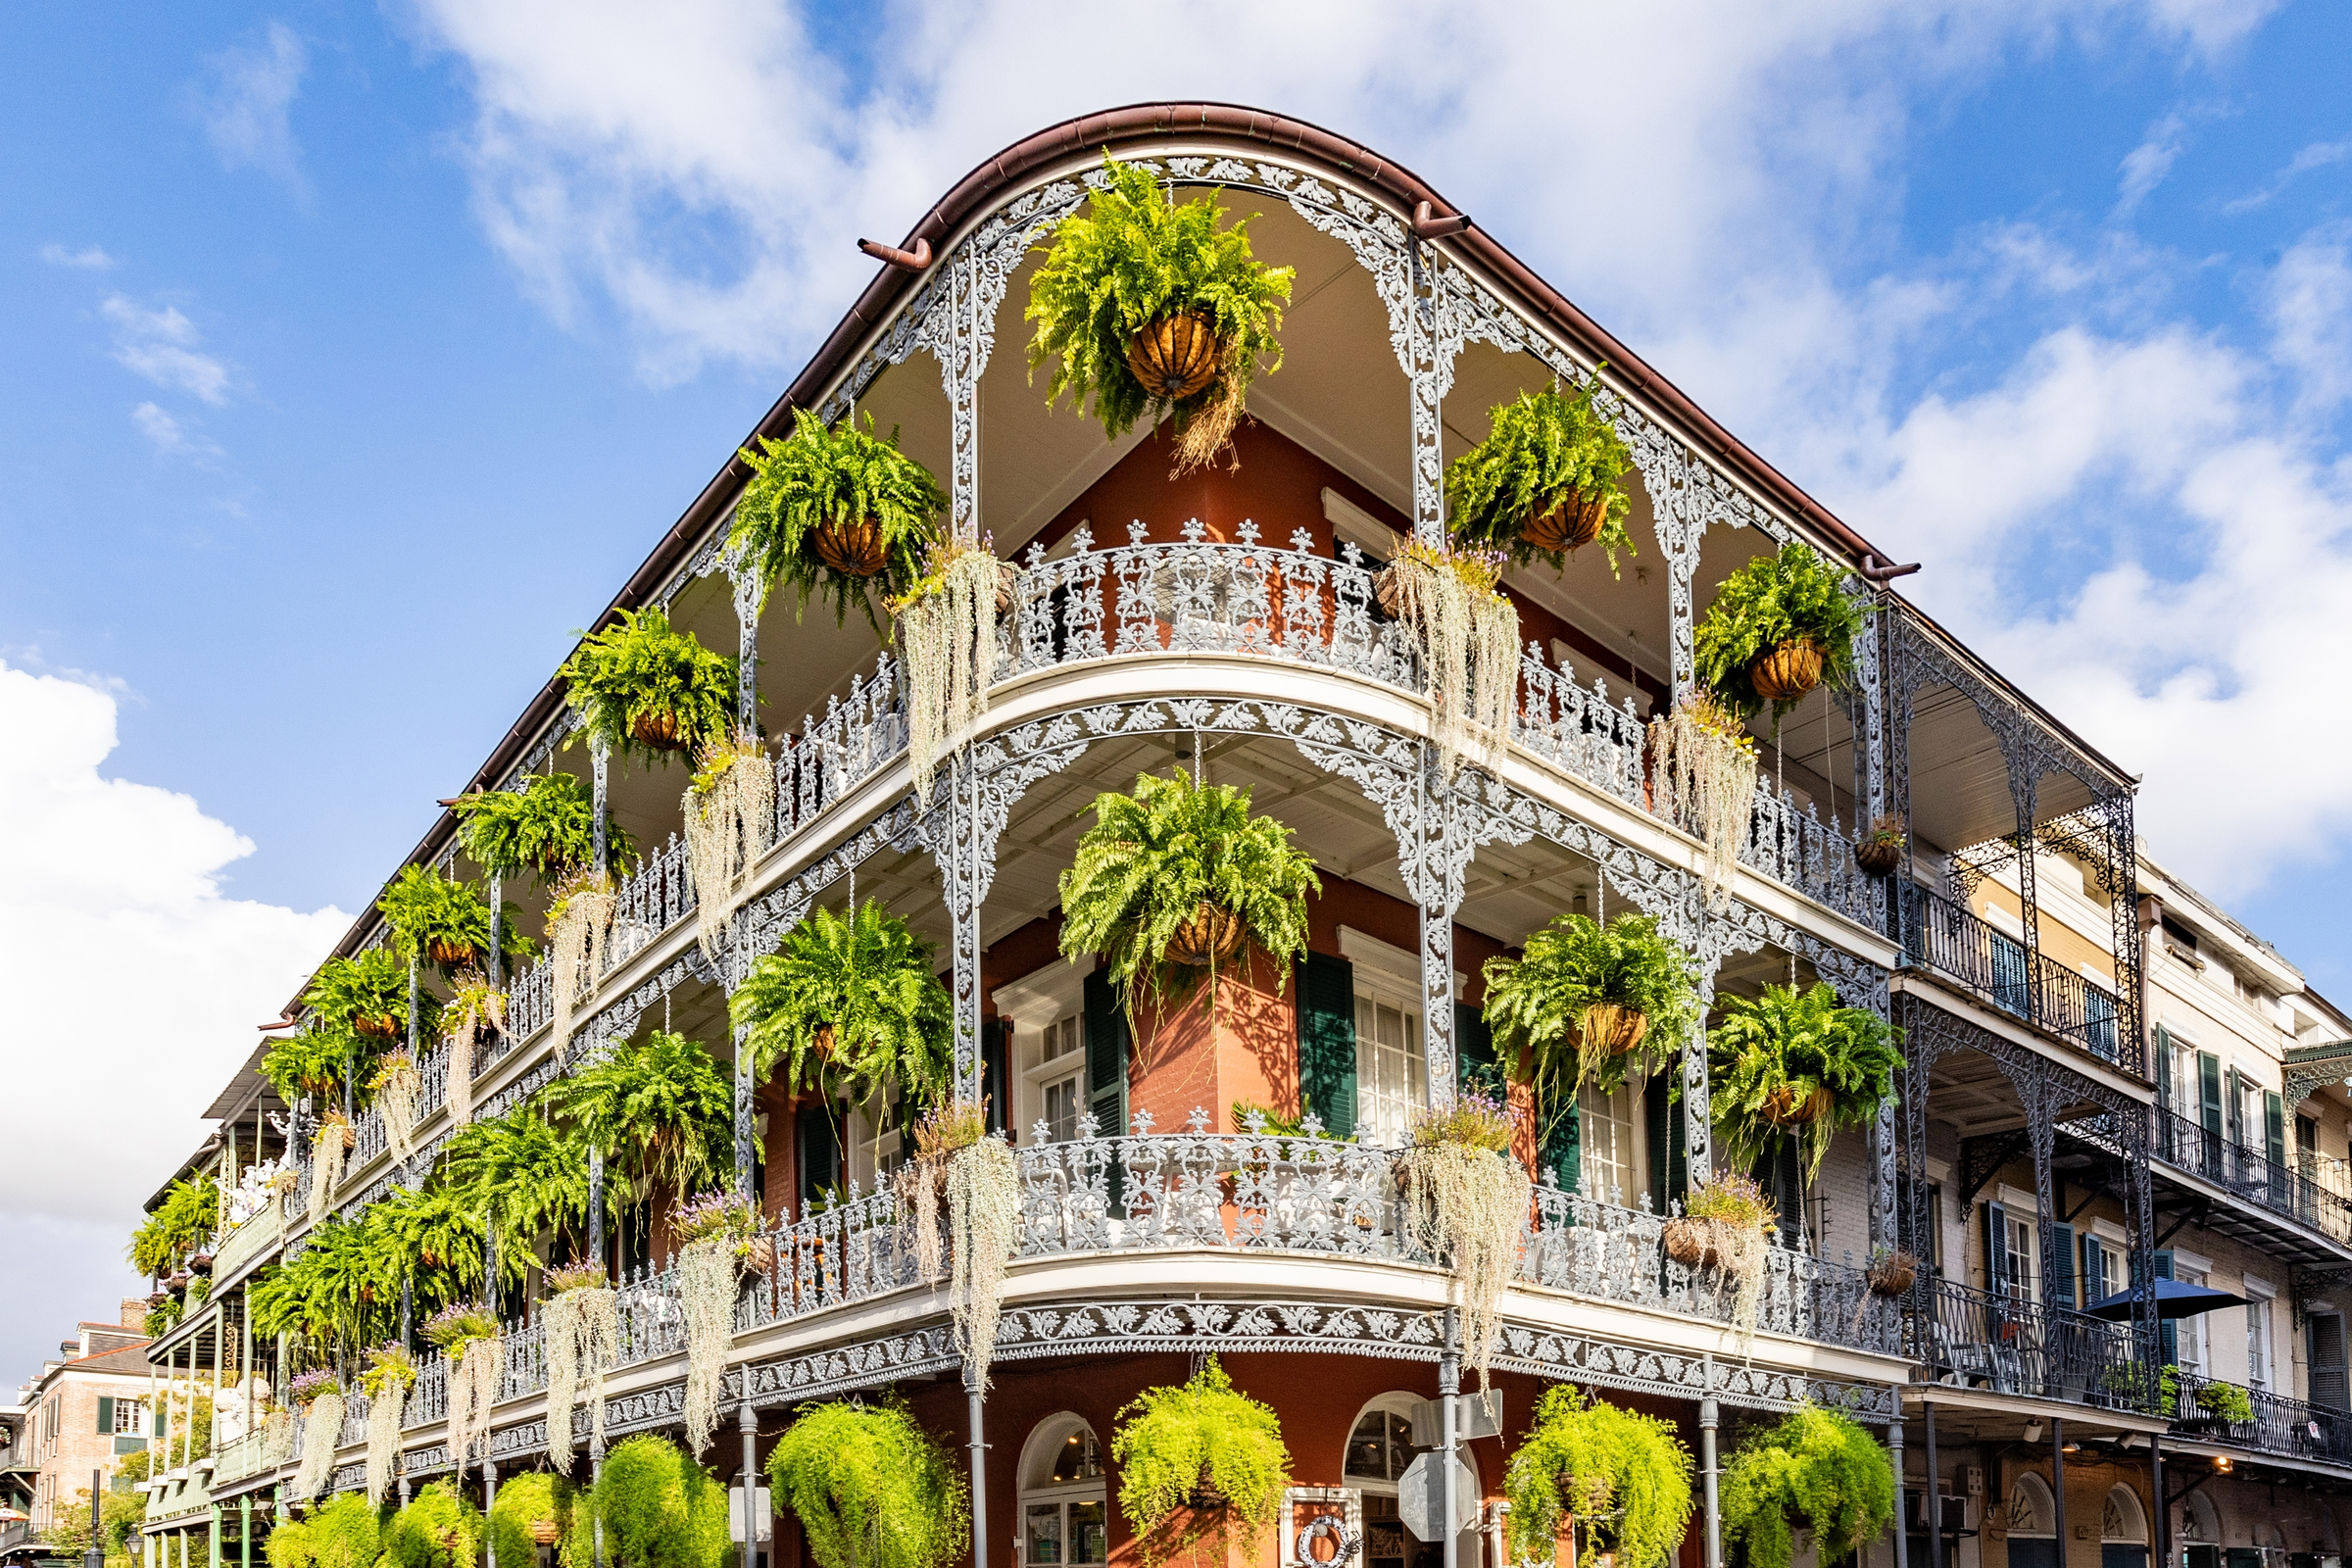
(895, 1104), (1019, 1389)
(1386, 538), (1519, 781)
(360, 1343), (416, 1506)
(264, 1407), (295, 1466)
(371, 1053), (422, 1165)
(292, 1387), (344, 1502)
(670, 1193), (761, 1455)
(541, 1263), (620, 1468)
(439, 970), (504, 1129)
(1662, 1174), (1779, 1350)
(890, 538), (1004, 808)
(307, 1115), (351, 1225)
(682, 732), (773, 960)
(424, 1303), (503, 1471)
(1396, 1092), (1530, 1393)
(546, 870), (617, 1063)
(1648, 692), (1758, 908)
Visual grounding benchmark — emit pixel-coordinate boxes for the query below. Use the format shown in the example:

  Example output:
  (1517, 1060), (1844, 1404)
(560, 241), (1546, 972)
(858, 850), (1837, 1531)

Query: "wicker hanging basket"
(1866, 1250), (1919, 1298)
(1854, 837), (1904, 877)
(812, 516), (890, 578)
(1167, 902), (1247, 968)
(993, 559), (1018, 616)
(1373, 564), (1406, 619)
(527, 1522), (562, 1547)
(1126, 313), (1222, 402)
(1577, 1003), (1650, 1057)
(355, 1012), (401, 1040)
(811, 1022), (836, 1059)
(1187, 1463), (1229, 1512)
(628, 710), (690, 752)
(1521, 490), (1608, 555)
(1759, 1084), (1836, 1127)
(427, 938), (476, 968)
(1748, 639), (1824, 702)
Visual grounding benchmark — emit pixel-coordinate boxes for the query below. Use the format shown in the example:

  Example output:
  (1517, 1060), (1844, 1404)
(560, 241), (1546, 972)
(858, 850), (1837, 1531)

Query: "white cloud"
(2223, 134), (2352, 215)
(194, 21), (309, 193)
(2266, 225), (2352, 416)
(101, 294), (232, 405)
(40, 243), (116, 270)
(0, 662), (347, 1371)
(130, 401), (222, 460)
(2117, 112), (2189, 213)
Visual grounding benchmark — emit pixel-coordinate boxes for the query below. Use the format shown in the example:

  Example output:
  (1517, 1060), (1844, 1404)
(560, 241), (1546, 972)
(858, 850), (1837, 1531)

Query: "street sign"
(1395, 1451), (1479, 1542)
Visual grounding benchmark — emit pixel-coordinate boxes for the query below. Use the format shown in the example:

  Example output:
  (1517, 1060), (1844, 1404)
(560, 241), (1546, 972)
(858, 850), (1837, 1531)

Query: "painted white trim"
(1342, 926), (1464, 1001)
(996, 956), (1093, 1038)
(1321, 486), (1401, 562)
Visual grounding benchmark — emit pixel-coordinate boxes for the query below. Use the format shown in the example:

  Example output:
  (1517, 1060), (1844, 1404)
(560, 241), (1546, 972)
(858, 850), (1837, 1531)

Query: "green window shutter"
(982, 1019), (1009, 1138)
(2199, 1053), (2224, 1139)
(1295, 954), (1356, 1140)
(1542, 1087), (1582, 1195)
(795, 1103), (839, 1207)
(1453, 1003), (1497, 1092)
(2266, 1092), (2286, 1165)
(1984, 1201), (2010, 1297)
(2154, 1024), (2173, 1107)
(1083, 969), (1130, 1216)
(1643, 1077), (1686, 1209)
(95, 1397), (112, 1436)
(2048, 1220), (2076, 1309)
(2154, 1250), (2178, 1366)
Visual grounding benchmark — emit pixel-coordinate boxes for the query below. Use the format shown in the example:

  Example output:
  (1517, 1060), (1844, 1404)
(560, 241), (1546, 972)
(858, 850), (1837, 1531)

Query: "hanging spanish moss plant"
(360, 1343), (416, 1505)
(542, 1262), (620, 1468)
(894, 1103), (1019, 1389)
(264, 1406), (295, 1465)
(424, 1303), (503, 1472)
(670, 1193), (760, 1455)
(290, 1372), (344, 1502)
(371, 1054), (422, 1166)
(438, 971), (503, 1130)
(1382, 538), (1519, 781)
(308, 1113), (353, 1225)
(1396, 1092), (1530, 1393)
(1647, 692), (1758, 908)
(1660, 1174), (1778, 1349)
(891, 538), (1005, 808)
(683, 732), (773, 960)
(547, 869), (617, 1064)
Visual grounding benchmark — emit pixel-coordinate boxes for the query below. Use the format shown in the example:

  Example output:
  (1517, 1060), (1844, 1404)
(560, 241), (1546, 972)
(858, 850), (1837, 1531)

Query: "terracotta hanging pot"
(1125, 313), (1222, 402)
(428, 938), (477, 968)
(812, 516), (890, 578)
(628, 710), (690, 753)
(811, 1022), (837, 1059)
(1167, 902), (1246, 967)
(1760, 1084), (1836, 1127)
(1521, 490), (1608, 555)
(1749, 639), (1824, 702)
(1577, 1003), (1649, 1057)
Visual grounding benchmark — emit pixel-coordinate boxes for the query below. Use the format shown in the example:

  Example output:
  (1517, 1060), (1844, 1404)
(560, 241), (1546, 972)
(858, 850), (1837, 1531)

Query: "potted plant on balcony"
(1396, 1090), (1530, 1394)
(730, 406), (947, 637)
(261, 1026), (355, 1114)
(1110, 1357), (1291, 1568)
(1708, 981), (1905, 1182)
(437, 968), (506, 1129)
(1505, 1384), (1694, 1568)
(1446, 383), (1638, 571)
(545, 866), (619, 1063)
(386, 1481), (488, 1568)
(766, 1396), (968, 1568)
(1720, 1403), (1897, 1568)
(1661, 1173), (1779, 1339)
(423, 1301), (503, 1473)
(452, 771), (636, 886)
(1692, 542), (1872, 722)
(586, 1434), (731, 1568)
(1376, 537), (1521, 783)
(378, 864), (535, 977)
(1864, 1245), (1919, 1298)
(1648, 690), (1758, 907)
(893, 1101), (1018, 1388)
(307, 1110), (355, 1225)
(1855, 815), (1906, 878)
(287, 1369), (344, 1503)
(540, 1029), (732, 1213)
(1482, 912), (1700, 1153)
(2195, 1380), (2255, 1427)
(358, 1343), (415, 1505)
(1026, 152), (1296, 476)
(732, 899), (955, 1122)
(130, 1178), (220, 1284)
(1056, 769), (1318, 1048)
(887, 534), (1014, 807)
(368, 1052), (422, 1166)
(542, 1260), (619, 1468)
(559, 606), (739, 766)
(667, 1191), (764, 1456)
(683, 730), (773, 959)
(488, 1472), (576, 1565)
(304, 949), (424, 1044)
(438, 1111), (590, 1287)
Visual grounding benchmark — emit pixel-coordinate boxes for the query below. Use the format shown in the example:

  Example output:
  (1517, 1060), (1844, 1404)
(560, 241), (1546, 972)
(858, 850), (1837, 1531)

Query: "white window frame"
(2247, 1283), (2277, 1392)
(1577, 1076), (1645, 1208)
(995, 959), (1095, 1143)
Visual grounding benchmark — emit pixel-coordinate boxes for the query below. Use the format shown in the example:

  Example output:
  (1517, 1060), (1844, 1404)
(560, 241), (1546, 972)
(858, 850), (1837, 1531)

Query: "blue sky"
(3, 0), (2348, 1377)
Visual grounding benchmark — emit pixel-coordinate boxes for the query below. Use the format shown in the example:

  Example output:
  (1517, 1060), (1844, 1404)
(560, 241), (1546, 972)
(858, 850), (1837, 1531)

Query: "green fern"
(128, 1179), (219, 1278)
(260, 1026), (361, 1106)
(361, 1183), (495, 1315)
(488, 1472), (584, 1568)
(1446, 385), (1637, 572)
(766, 1397), (967, 1568)
(1505, 1384), (1693, 1568)
(303, 948), (433, 1040)
(588, 1435), (732, 1568)
(1720, 1404), (1896, 1568)
(1056, 769), (1319, 1031)
(1026, 153), (1294, 442)
(731, 408), (945, 638)
(537, 1030), (733, 1209)
(249, 1216), (394, 1355)
(730, 899), (953, 1118)
(1708, 983), (1905, 1180)
(439, 1106), (597, 1257)
(558, 607), (739, 769)
(453, 771), (635, 883)
(1692, 543), (1871, 721)
(1110, 1358), (1291, 1568)
(384, 1482), (486, 1568)
(377, 865), (537, 975)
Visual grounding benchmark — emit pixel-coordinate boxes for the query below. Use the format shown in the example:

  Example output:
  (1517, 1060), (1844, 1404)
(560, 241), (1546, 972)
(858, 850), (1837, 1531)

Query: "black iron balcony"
(1900, 884), (2131, 1072)
(1911, 1277), (2149, 1411)
(2170, 1368), (2352, 1465)
(2152, 1105), (2352, 1247)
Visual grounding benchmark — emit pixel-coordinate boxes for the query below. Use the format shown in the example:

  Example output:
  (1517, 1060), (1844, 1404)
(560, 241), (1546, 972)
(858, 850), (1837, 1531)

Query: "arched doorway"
(2103, 1485), (2149, 1568)
(1343, 1394), (1481, 1568)
(2179, 1491), (2222, 1568)
(1018, 1413), (1107, 1568)
(2006, 1474), (2059, 1568)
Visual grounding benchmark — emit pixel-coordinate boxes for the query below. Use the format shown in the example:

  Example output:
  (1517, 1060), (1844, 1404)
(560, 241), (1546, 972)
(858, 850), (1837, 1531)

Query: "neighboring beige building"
(15, 1304), (152, 1542)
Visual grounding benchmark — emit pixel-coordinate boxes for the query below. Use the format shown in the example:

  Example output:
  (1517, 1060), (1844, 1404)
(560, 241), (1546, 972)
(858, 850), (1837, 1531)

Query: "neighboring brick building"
(13, 1303), (152, 1541)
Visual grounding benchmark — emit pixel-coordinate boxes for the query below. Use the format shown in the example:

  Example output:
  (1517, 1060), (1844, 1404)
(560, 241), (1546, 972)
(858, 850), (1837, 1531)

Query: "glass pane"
(1070, 1502), (1107, 1565)
(1344, 1410), (1394, 1480)
(1027, 1504), (1062, 1566)
(1050, 1431), (1101, 1483)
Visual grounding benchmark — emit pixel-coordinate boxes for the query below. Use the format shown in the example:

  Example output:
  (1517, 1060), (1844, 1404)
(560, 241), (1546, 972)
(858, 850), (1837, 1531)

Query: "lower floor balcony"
(1912, 1277), (2146, 1412)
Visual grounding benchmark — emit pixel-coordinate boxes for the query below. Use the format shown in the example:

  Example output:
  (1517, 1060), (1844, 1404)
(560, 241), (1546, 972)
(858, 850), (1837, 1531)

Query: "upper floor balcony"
(1900, 882), (2125, 1069)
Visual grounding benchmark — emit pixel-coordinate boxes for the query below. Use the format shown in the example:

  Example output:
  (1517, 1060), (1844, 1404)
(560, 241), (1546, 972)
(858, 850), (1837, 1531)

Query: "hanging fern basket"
(812, 515), (890, 578)
(628, 710), (691, 753)
(1578, 1002), (1649, 1057)
(427, 938), (476, 968)
(1759, 1084), (1836, 1127)
(1126, 313), (1222, 402)
(1748, 638), (1825, 703)
(1522, 489), (1610, 556)
(1866, 1250), (1919, 1298)
(355, 1011), (400, 1040)
(1166, 901), (1247, 968)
